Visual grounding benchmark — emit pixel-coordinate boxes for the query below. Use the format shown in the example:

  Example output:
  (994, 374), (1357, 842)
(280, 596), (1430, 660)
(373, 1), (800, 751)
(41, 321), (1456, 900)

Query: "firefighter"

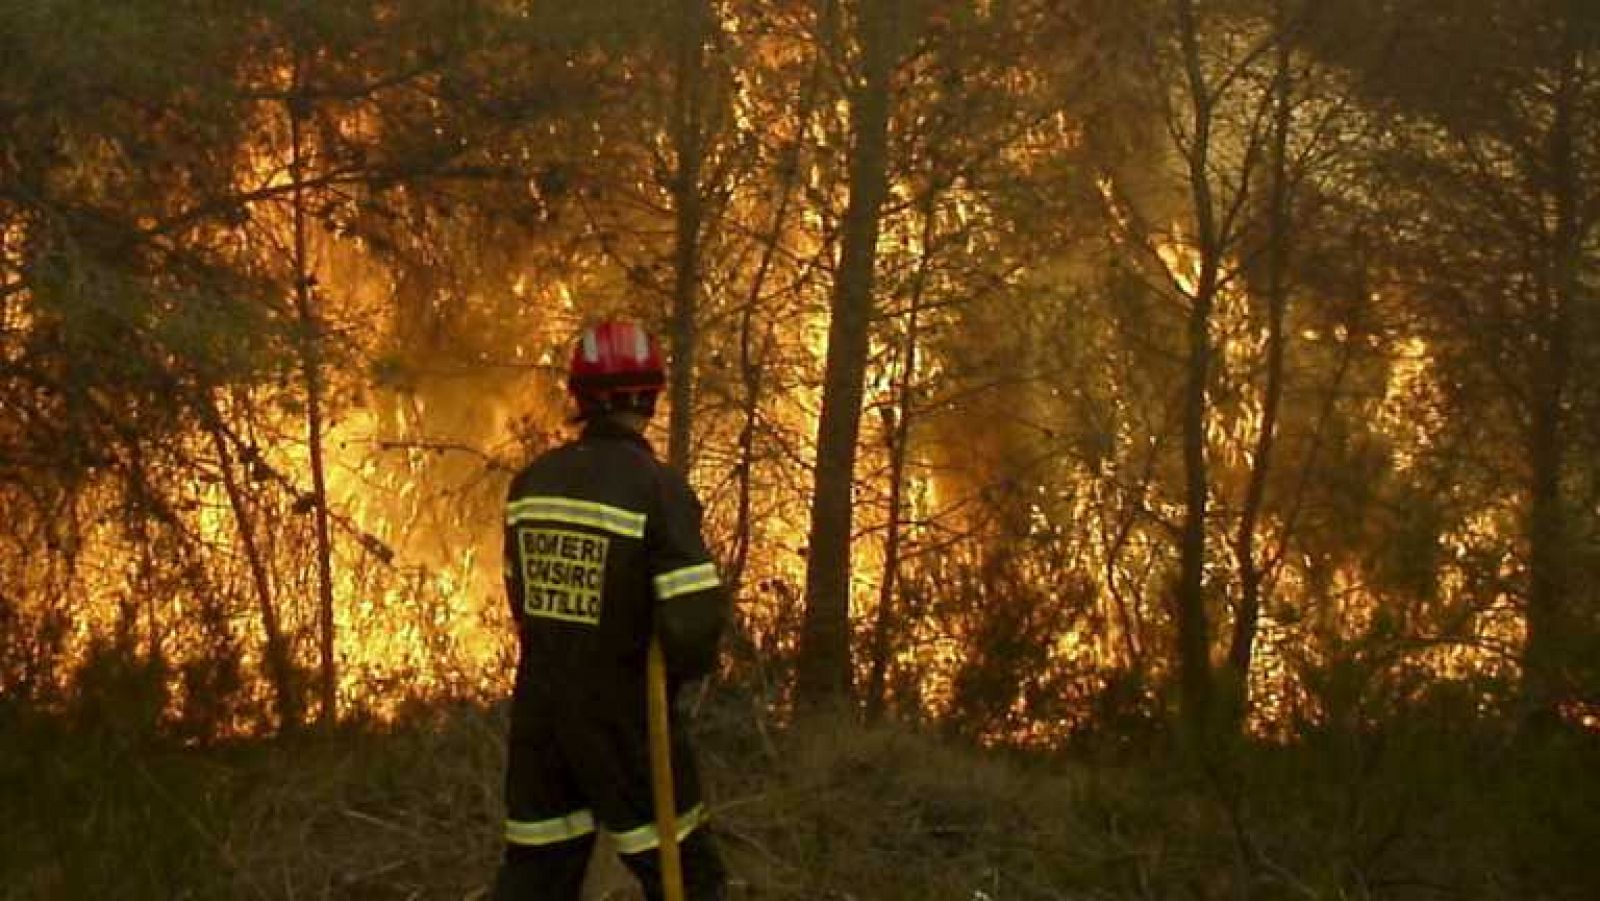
(492, 319), (729, 900)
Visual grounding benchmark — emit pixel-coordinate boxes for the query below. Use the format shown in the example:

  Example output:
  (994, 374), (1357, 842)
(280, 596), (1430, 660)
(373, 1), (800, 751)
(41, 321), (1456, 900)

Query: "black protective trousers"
(491, 692), (726, 901)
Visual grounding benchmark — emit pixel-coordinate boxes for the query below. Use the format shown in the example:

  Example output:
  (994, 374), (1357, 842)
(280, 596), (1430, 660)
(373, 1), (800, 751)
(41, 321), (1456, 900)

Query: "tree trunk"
(1522, 9), (1581, 726)
(1526, 376), (1569, 722)
(865, 198), (932, 723)
(206, 410), (300, 732)
(666, 0), (712, 472)
(288, 61), (339, 729)
(728, 295), (764, 599)
(1226, 5), (1295, 729)
(797, 0), (898, 708)
(1174, 0), (1218, 738)
(728, 45), (824, 597)
(862, 309), (916, 723)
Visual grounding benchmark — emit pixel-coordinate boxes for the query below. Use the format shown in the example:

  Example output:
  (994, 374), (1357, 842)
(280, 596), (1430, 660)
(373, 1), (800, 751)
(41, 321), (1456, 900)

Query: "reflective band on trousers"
(653, 562), (720, 600)
(507, 496), (647, 539)
(610, 803), (708, 855)
(505, 809), (596, 846)
(504, 805), (706, 853)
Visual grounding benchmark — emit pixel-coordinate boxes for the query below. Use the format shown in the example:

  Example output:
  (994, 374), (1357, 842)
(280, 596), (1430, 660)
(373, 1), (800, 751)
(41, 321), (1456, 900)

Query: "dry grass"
(221, 703), (508, 900)
(711, 718), (1094, 899)
(4, 694), (1597, 900)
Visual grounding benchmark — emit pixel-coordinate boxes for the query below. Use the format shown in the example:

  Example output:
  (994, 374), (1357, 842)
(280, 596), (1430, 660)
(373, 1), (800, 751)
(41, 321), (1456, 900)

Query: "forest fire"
(5, 4), (1600, 900)
(1, 0), (1594, 756)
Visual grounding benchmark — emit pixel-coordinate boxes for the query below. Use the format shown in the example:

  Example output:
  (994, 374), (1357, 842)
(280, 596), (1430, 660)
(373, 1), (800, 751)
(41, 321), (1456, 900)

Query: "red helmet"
(566, 319), (665, 417)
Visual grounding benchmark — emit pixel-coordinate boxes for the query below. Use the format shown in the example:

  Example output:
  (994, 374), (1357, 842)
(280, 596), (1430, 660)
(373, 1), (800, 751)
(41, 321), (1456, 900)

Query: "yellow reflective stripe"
(505, 809), (596, 846)
(653, 562), (720, 600)
(608, 804), (707, 855)
(506, 496), (646, 539)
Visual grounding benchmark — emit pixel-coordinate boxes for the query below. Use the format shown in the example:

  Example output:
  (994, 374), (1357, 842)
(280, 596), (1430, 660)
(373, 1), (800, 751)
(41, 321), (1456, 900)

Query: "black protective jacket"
(503, 420), (727, 708)
(496, 421), (729, 894)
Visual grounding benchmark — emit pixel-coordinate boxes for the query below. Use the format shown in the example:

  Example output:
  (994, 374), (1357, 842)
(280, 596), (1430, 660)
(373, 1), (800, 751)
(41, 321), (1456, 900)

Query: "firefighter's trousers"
(491, 694), (726, 900)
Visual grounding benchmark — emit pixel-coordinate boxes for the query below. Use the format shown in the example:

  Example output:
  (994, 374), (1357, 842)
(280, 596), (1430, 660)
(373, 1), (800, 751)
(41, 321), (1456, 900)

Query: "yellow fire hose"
(646, 636), (686, 901)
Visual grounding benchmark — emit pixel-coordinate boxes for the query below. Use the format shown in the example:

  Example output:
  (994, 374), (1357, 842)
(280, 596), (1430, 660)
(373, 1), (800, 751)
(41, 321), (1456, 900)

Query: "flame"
(6, 22), (1577, 747)
(1376, 335), (1443, 474)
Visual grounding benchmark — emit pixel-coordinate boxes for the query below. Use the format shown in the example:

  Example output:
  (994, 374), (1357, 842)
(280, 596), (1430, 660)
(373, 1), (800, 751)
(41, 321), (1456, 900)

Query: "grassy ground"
(3, 693), (1596, 900)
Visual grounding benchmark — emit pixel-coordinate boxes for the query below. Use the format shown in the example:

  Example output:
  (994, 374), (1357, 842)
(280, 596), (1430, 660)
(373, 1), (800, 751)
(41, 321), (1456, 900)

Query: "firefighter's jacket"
(503, 420), (727, 710)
